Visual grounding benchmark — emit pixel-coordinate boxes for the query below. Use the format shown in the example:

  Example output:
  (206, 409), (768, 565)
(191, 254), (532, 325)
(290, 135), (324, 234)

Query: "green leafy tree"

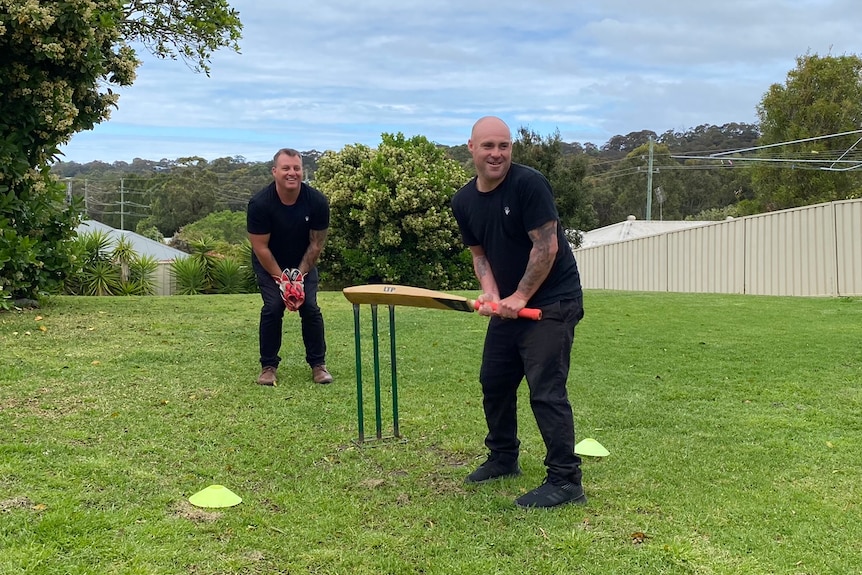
(0, 0), (241, 300)
(147, 159), (222, 235)
(313, 133), (474, 290)
(1, 1), (132, 300)
(754, 53), (862, 210)
(122, 0), (241, 75)
(172, 209), (247, 260)
(513, 127), (594, 243)
(591, 141), (675, 223)
(176, 209), (247, 245)
(136, 222), (165, 242)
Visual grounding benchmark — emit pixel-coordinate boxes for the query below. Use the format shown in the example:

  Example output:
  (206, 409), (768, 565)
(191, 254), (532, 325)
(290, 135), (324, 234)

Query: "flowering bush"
(313, 133), (475, 290)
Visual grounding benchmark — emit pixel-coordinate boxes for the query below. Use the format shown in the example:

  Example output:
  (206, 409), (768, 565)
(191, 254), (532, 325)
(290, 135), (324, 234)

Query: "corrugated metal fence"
(575, 198), (862, 297)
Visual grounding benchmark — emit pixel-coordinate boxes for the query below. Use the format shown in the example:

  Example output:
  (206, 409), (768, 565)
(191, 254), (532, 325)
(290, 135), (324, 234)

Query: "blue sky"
(58, 0), (860, 164)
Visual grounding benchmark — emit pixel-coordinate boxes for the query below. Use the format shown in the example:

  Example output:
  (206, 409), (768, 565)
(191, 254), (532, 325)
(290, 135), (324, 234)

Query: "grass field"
(1, 290), (861, 574)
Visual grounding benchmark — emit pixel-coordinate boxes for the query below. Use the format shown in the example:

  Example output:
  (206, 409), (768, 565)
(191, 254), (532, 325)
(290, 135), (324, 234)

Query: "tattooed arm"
(498, 219), (558, 318)
(468, 245), (501, 316)
(298, 228), (329, 275)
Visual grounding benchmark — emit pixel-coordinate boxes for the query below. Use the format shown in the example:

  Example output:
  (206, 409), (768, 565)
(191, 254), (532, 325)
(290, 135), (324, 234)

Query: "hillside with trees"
(50, 120), (765, 238)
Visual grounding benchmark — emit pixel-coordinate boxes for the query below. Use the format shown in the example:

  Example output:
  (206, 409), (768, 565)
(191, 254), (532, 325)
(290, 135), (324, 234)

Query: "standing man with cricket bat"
(247, 148), (333, 386)
(451, 116), (586, 509)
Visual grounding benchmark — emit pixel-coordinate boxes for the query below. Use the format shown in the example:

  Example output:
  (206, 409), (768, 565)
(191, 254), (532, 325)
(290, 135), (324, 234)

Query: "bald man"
(451, 116), (587, 509)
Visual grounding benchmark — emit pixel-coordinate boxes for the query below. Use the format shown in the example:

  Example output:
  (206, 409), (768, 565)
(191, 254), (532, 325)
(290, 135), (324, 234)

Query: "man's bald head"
(468, 116), (513, 192)
(471, 116), (511, 141)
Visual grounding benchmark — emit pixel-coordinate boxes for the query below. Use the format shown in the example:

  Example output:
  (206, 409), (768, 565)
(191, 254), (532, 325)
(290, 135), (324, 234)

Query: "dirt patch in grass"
(425, 472), (467, 496)
(0, 389), (84, 419)
(172, 500), (223, 522)
(0, 496), (43, 512)
(425, 443), (472, 468)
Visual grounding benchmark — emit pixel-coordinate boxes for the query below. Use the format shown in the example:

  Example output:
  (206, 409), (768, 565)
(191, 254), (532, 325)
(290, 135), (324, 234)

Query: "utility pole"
(646, 136), (654, 221)
(120, 178), (125, 231)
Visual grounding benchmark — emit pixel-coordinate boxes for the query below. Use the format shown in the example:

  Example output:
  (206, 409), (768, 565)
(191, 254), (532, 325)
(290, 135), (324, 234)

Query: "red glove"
(276, 268), (305, 311)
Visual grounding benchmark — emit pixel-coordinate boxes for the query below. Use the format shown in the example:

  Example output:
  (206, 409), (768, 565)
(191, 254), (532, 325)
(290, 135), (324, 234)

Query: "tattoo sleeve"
(474, 254), (490, 281)
(516, 220), (558, 299)
(299, 228), (329, 273)
(469, 246), (499, 297)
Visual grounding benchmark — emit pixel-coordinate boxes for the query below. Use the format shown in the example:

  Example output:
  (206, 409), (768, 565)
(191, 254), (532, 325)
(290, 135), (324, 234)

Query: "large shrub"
(313, 133), (475, 290)
(0, 0), (133, 300)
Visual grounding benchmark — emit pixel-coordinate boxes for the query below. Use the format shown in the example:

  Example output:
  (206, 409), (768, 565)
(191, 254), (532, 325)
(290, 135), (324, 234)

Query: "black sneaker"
(515, 476), (587, 508)
(464, 458), (521, 484)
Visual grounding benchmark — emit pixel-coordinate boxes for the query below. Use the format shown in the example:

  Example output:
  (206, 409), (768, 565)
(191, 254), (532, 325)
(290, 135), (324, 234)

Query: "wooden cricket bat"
(342, 284), (542, 320)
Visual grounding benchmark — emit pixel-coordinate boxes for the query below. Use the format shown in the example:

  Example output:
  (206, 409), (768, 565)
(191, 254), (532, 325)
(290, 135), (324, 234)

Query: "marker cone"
(188, 484), (242, 508)
(575, 437), (610, 457)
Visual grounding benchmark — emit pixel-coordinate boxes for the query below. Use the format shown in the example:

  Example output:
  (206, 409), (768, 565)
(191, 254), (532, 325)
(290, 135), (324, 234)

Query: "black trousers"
(254, 266), (327, 369)
(479, 298), (584, 483)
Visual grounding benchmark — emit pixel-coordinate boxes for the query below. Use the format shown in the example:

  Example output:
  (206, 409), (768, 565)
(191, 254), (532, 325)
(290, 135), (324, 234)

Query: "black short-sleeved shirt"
(451, 163), (581, 307)
(247, 181), (330, 270)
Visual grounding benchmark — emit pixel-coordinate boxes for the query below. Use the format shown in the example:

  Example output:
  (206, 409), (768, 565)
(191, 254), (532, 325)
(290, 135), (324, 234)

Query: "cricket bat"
(342, 284), (542, 320)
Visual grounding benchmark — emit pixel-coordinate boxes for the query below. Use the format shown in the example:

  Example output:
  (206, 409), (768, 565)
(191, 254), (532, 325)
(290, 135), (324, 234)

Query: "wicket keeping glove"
(276, 268), (305, 311)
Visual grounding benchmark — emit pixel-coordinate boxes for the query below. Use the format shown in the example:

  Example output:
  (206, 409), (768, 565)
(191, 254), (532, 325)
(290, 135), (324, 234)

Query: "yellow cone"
(188, 485), (242, 508)
(575, 437), (609, 457)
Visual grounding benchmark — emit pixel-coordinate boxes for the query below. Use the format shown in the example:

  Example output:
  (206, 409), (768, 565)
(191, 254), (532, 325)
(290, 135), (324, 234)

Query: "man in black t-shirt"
(247, 148), (332, 386)
(451, 117), (586, 509)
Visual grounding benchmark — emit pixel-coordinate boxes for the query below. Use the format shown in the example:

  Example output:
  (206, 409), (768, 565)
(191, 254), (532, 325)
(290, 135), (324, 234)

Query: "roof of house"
(75, 220), (189, 262)
(577, 216), (718, 249)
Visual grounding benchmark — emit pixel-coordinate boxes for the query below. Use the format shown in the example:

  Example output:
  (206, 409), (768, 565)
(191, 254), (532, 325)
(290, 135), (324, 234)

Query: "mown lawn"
(1, 291), (860, 574)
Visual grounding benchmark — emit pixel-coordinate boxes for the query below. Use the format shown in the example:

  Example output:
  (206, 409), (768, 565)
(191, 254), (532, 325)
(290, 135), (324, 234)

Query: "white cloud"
(58, 0), (862, 163)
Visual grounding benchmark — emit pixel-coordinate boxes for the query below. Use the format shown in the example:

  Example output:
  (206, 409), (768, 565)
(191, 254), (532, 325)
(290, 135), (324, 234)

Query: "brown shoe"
(312, 364), (333, 384)
(257, 366), (277, 386)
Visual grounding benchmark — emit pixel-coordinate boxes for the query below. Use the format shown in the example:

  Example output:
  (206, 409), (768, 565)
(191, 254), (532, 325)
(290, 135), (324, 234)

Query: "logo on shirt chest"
(504, 206), (511, 216)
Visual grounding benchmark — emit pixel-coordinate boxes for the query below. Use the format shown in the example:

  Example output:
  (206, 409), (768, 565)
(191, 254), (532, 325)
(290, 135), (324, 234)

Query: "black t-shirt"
(451, 163), (581, 307)
(246, 181), (330, 270)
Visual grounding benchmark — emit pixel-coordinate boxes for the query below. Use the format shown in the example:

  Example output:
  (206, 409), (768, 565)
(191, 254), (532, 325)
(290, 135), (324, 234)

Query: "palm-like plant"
(78, 230), (113, 266)
(186, 236), (220, 292)
(82, 260), (121, 296)
(111, 236), (136, 285)
(129, 254), (159, 295)
(171, 257), (208, 295)
(66, 230), (114, 295)
(211, 258), (244, 294)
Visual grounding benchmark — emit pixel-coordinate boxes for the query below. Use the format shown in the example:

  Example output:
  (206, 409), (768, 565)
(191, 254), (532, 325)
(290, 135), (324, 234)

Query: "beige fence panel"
(666, 219), (745, 293)
(574, 198), (861, 297)
(835, 200), (862, 296)
(576, 245), (605, 290)
(153, 261), (177, 296)
(602, 234), (667, 292)
(744, 203), (837, 296)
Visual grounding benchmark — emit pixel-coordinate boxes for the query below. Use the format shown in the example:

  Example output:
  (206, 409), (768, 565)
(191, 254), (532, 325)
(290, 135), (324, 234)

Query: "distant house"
(74, 220), (189, 296)
(578, 215), (716, 249)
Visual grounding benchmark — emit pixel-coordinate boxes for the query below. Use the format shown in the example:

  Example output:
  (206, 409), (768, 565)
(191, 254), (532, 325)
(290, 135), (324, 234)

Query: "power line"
(671, 129), (862, 171)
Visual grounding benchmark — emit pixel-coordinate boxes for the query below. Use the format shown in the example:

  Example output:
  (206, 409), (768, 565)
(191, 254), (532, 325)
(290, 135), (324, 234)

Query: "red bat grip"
(471, 300), (542, 321)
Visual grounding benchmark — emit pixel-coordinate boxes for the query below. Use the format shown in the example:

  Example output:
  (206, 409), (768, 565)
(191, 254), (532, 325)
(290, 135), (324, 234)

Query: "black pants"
(479, 298), (584, 483)
(254, 266), (327, 369)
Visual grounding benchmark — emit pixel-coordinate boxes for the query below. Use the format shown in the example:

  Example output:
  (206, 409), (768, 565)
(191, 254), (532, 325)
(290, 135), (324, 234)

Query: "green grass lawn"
(1, 291), (861, 574)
